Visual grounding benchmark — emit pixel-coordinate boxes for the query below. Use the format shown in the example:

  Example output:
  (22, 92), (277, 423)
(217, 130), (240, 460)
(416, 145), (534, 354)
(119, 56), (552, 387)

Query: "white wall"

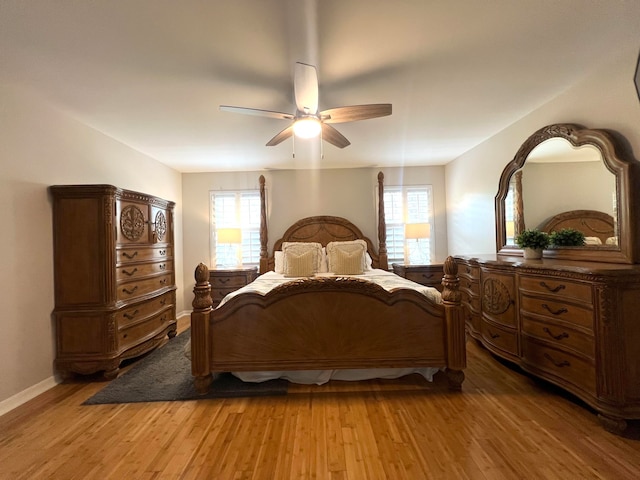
(446, 45), (640, 256)
(181, 165), (448, 308)
(0, 85), (184, 409)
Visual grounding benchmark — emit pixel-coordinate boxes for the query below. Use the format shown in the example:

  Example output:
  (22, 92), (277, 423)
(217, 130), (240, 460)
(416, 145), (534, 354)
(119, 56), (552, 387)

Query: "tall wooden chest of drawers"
(50, 185), (177, 378)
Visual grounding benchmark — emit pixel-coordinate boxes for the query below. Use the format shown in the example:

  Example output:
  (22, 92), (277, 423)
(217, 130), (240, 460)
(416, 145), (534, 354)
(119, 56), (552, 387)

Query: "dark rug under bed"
(83, 329), (288, 405)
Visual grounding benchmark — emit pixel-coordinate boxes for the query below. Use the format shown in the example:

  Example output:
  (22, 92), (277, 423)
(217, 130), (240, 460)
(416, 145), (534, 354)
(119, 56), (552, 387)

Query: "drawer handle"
(160, 278), (167, 285)
(543, 327), (569, 340)
(123, 309), (139, 320)
(539, 281), (566, 293)
(544, 353), (570, 368)
(489, 331), (500, 339)
(122, 267), (138, 277)
(122, 286), (139, 295)
(160, 298), (166, 305)
(122, 251), (138, 260)
(219, 278), (231, 284)
(159, 249), (166, 256)
(159, 263), (166, 270)
(421, 273), (435, 279)
(542, 304), (568, 316)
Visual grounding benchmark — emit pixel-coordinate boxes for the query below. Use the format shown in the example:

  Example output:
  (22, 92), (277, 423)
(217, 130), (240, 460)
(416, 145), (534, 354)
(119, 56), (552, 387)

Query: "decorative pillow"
(584, 236), (602, 245)
(326, 240), (368, 273)
(332, 248), (365, 275)
(274, 251), (284, 273)
(283, 249), (315, 277)
(282, 242), (323, 273)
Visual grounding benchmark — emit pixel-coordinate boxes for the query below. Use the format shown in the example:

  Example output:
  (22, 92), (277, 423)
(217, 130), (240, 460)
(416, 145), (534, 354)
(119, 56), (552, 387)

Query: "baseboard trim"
(0, 376), (60, 418)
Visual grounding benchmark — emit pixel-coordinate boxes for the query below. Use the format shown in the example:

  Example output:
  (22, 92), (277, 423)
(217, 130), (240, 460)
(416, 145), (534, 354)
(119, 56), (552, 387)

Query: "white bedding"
(190, 268), (444, 385)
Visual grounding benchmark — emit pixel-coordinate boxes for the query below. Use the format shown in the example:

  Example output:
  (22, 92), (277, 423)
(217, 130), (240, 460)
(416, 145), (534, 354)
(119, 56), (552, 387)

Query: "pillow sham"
(326, 239), (368, 273)
(283, 249), (316, 277)
(282, 242), (323, 273)
(331, 248), (365, 275)
(274, 251), (284, 273)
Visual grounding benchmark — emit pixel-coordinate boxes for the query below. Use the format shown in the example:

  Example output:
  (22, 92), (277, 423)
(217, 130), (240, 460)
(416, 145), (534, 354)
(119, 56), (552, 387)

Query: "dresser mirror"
(495, 123), (640, 263)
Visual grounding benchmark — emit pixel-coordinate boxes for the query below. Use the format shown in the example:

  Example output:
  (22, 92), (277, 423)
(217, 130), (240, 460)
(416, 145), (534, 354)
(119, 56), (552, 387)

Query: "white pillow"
(274, 251), (284, 273)
(584, 236), (602, 245)
(282, 242), (323, 273)
(326, 240), (368, 273)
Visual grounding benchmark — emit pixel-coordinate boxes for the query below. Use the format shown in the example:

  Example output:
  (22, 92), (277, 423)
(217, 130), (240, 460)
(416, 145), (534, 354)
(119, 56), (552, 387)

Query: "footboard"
(191, 257), (465, 393)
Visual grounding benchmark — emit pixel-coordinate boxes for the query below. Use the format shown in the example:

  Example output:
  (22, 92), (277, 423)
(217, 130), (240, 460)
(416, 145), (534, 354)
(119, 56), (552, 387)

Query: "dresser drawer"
(117, 246), (172, 264)
(404, 270), (442, 287)
(117, 273), (173, 301)
(521, 336), (595, 394)
(481, 320), (518, 356)
(460, 276), (480, 295)
(458, 263), (480, 280)
(116, 291), (175, 329)
(119, 309), (173, 349)
(520, 295), (593, 330)
(210, 274), (254, 288)
(519, 275), (592, 305)
(521, 316), (594, 359)
(116, 260), (173, 282)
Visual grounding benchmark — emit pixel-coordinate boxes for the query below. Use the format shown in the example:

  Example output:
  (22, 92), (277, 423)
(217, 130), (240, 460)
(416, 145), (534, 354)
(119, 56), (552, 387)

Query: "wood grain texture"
(2, 318), (640, 479)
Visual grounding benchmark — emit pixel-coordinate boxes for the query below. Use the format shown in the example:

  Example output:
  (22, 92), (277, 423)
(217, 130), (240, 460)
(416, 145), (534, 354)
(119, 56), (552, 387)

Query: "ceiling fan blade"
(220, 105), (294, 121)
(266, 124), (294, 146)
(320, 104), (392, 124)
(294, 62), (319, 114)
(321, 123), (351, 149)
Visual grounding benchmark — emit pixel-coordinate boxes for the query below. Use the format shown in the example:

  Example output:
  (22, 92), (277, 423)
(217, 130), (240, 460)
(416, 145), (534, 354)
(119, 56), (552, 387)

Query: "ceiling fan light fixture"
(293, 117), (321, 139)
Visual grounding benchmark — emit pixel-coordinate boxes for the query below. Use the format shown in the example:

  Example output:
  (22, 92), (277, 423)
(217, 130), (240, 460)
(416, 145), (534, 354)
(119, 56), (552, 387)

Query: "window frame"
(209, 189), (262, 268)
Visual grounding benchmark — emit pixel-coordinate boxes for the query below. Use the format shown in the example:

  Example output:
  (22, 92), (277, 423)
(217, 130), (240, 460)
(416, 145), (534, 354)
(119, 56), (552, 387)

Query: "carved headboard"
(258, 173), (389, 273)
(538, 209), (615, 244)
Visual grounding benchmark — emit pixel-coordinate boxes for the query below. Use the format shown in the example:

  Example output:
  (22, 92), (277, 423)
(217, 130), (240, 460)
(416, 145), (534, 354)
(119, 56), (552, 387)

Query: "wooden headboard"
(258, 173), (389, 273)
(538, 209), (615, 244)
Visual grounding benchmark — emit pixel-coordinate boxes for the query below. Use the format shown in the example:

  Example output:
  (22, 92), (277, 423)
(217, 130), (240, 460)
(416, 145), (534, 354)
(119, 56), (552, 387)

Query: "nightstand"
(392, 263), (444, 291)
(209, 267), (258, 306)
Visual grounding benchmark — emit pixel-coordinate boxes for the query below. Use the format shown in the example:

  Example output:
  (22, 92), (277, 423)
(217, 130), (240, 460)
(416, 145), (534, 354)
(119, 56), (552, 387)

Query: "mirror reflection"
(505, 138), (617, 247)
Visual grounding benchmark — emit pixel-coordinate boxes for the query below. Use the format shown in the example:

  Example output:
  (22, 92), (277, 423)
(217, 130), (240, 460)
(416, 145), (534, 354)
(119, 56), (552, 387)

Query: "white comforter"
(192, 269), (444, 385)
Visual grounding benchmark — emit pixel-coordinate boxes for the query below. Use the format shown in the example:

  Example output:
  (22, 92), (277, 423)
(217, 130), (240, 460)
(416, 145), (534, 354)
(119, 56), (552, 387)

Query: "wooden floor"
(2, 318), (640, 479)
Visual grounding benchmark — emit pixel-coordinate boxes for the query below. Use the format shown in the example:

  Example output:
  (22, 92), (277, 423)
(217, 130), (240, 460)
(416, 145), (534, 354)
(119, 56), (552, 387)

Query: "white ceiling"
(2, 0), (639, 172)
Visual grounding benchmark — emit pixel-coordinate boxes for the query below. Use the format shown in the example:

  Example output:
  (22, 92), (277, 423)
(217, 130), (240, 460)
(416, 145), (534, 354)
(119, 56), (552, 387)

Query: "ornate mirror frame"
(495, 123), (640, 264)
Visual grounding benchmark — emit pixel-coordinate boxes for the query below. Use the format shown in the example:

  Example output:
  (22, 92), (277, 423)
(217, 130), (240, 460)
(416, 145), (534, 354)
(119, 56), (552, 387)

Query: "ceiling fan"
(220, 62), (392, 149)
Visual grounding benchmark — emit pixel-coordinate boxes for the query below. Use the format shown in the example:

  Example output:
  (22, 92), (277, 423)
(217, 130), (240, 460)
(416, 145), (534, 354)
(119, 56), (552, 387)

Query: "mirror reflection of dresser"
(455, 124), (640, 434)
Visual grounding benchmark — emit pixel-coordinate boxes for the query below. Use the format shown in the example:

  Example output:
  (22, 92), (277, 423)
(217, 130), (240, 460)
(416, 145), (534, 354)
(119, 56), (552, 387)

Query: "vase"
(523, 247), (543, 260)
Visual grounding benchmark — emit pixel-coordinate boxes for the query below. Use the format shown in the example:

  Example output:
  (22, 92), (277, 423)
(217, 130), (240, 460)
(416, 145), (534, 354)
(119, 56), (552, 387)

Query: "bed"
(190, 173), (466, 394)
(538, 209), (616, 245)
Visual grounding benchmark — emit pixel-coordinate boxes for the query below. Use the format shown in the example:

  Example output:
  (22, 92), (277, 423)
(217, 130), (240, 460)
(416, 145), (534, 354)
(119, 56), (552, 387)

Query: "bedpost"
(377, 171), (388, 270)
(191, 263), (213, 393)
(259, 175), (269, 274)
(441, 256), (466, 390)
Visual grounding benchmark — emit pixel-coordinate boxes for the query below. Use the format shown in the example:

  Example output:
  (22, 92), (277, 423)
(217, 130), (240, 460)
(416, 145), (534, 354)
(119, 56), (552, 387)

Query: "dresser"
(50, 185), (177, 379)
(209, 267), (258, 307)
(391, 263), (444, 291)
(456, 254), (640, 433)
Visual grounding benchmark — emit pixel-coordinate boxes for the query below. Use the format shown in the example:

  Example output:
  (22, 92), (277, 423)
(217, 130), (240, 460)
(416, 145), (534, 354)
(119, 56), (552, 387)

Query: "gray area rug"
(83, 329), (288, 405)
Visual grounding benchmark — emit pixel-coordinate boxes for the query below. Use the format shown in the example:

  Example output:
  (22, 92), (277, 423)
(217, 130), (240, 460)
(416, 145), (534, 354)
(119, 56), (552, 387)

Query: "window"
(210, 190), (261, 267)
(383, 185), (433, 265)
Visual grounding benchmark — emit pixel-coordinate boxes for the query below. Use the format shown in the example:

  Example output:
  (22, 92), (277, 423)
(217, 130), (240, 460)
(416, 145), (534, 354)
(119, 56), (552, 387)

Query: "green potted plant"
(514, 228), (550, 259)
(549, 228), (586, 247)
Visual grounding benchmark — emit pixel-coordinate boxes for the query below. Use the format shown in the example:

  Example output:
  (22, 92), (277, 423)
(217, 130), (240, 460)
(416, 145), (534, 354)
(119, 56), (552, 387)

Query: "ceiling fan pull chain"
(292, 133), (296, 158)
(320, 130), (324, 159)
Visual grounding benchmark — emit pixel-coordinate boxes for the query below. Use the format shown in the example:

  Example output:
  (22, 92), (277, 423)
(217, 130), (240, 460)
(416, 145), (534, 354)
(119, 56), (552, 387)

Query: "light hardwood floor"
(1, 316), (640, 479)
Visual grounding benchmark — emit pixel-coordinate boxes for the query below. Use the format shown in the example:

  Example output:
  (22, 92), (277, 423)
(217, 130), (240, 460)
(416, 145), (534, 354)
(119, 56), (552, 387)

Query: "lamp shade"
(217, 228), (242, 244)
(404, 223), (430, 240)
(506, 221), (515, 238)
